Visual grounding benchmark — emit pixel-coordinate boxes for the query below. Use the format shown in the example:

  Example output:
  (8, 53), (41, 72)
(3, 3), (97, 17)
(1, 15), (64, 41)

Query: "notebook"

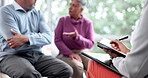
(81, 52), (123, 76)
(97, 38), (126, 57)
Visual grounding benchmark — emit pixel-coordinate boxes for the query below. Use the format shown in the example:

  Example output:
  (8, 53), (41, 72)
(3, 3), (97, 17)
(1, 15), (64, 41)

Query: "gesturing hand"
(63, 30), (78, 38)
(7, 29), (29, 48)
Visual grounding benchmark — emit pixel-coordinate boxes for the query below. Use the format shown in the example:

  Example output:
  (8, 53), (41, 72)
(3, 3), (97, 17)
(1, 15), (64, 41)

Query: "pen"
(110, 36), (128, 44)
(118, 36), (128, 41)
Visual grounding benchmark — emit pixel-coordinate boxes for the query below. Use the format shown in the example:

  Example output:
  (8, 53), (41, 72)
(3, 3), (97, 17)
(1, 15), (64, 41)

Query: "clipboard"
(81, 52), (123, 76)
(97, 38), (126, 58)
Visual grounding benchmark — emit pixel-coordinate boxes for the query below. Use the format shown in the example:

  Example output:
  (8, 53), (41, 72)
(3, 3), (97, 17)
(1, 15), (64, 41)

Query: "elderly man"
(0, 0), (73, 78)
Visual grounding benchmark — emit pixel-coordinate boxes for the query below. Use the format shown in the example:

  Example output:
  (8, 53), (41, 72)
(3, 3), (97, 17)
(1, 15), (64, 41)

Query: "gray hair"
(77, 0), (86, 8)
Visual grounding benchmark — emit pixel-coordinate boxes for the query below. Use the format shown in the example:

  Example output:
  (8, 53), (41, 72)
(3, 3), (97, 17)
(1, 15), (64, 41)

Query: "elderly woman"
(54, 0), (94, 78)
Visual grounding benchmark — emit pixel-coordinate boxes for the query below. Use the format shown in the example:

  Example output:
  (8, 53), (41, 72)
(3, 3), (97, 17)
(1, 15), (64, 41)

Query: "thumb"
(10, 29), (18, 35)
(74, 29), (78, 33)
(74, 30), (78, 35)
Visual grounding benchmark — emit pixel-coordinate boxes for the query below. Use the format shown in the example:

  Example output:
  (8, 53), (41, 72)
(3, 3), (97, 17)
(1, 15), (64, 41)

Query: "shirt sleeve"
(27, 11), (52, 46)
(112, 57), (129, 77)
(112, 2), (148, 78)
(0, 7), (18, 39)
(0, 7), (51, 48)
(54, 17), (73, 56)
(73, 21), (94, 49)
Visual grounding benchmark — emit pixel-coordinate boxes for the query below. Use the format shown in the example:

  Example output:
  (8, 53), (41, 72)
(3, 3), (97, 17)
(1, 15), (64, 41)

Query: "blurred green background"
(48, 0), (145, 53)
(2, 0), (145, 53)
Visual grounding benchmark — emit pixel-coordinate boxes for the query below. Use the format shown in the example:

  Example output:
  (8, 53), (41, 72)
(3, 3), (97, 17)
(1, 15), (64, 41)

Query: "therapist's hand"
(103, 39), (130, 58)
(103, 49), (118, 58)
(110, 40), (130, 54)
(7, 29), (29, 48)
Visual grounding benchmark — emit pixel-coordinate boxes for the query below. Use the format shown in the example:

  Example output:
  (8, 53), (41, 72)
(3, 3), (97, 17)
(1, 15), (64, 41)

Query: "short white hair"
(77, 0), (86, 8)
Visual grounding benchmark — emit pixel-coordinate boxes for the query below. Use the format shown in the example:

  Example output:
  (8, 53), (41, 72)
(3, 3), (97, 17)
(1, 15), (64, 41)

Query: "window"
(1, 0), (146, 53)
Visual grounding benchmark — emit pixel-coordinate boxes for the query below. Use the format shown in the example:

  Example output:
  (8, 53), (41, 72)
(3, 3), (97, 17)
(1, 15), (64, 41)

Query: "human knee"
(17, 68), (41, 78)
(58, 64), (73, 78)
(72, 61), (84, 72)
(65, 65), (73, 77)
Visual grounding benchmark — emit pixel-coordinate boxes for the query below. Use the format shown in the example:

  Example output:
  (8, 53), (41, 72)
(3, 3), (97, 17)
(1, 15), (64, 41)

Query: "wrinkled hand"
(69, 53), (82, 62)
(110, 40), (130, 54)
(63, 30), (78, 38)
(7, 29), (29, 48)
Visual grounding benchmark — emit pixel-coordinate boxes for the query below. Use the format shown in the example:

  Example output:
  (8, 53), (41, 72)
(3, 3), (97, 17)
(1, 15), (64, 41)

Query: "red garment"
(87, 60), (122, 78)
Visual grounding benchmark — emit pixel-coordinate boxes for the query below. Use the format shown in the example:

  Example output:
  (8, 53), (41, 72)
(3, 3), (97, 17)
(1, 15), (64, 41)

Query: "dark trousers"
(0, 51), (73, 78)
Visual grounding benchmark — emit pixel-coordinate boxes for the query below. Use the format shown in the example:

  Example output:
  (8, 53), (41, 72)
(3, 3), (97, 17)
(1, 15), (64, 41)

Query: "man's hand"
(7, 29), (29, 48)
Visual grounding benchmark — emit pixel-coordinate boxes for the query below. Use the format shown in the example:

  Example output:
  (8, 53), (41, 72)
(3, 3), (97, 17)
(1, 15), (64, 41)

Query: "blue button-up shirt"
(0, 1), (52, 60)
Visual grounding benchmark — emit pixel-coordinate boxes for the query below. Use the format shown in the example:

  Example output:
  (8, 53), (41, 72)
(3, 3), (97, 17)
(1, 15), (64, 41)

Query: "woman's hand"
(69, 53), (82, 62)
(63, 30), (78, 38)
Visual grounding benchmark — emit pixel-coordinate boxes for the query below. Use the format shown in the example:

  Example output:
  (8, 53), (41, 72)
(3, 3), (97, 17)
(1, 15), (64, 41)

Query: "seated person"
(54, 0), (94, 78)
(0, 0), (73, 78)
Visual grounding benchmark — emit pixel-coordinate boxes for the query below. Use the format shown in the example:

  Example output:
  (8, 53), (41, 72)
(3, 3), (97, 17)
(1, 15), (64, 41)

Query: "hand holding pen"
(110, 36), (130, 54)
(110, 36), (128, 44)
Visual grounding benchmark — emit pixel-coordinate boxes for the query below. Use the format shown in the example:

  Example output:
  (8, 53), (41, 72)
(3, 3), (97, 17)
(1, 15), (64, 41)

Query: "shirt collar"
(12, 1), (26, 12)
(70, 15), (84, 24)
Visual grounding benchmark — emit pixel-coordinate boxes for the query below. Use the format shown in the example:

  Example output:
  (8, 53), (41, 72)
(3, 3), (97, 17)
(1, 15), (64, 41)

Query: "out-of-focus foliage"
(37, 0), (145, 35)
(49, 0), (145, 35)
(38, 0), (145, 52)
(88, 0), (145, 35)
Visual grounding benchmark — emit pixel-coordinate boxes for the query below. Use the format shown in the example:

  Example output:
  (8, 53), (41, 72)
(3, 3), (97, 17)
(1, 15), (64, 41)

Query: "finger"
(9, 43), (15, 48)
(112, 46), (117, 49)
(10, 44), (15, 48)
(7, 40), (11, 43)
(75, 56), (82, 62)
(74, 30), (78, 34)
(70, 56), (75, 60)
(10, 29), (18, 35)
(104, 49), (112, 54)
(103, 49), (107, 52)
(7, 38), (11, 41)
(7, 36), (13, 41)
(103, 49), (110, 53)
(63, 32), (67, 35)
(111, 53), (118, 58)
(8, 42), (12, 46)
(7, 38), (14, 44)
(78, 58), (82, 62)
(63, 32), (70, 36)
(111, 43), (116, 47)
(107, 51), (112, 55)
